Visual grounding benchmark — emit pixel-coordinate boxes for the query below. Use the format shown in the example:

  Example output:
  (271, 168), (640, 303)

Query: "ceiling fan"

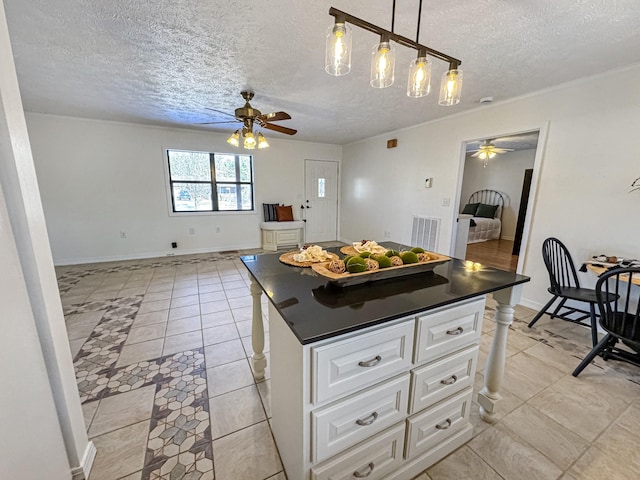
(469, 139), (514, 166)
(200, 91), (297, 150)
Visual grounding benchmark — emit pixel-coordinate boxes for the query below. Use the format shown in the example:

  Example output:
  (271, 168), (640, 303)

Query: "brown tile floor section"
(58, 247), (640, 480)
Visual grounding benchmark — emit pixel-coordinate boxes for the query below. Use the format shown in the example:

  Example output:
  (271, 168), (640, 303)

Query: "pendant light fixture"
(325, 1), (463, 105)
(407, 52), (431, 97)
(325, 20), (352, 76)
(371, 35), (395, 88)
(438, 66), (463, 106)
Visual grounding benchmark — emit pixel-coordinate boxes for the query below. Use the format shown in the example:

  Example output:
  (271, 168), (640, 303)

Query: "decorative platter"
(311, 252), (451, 287)
(279, 251), (339, 268)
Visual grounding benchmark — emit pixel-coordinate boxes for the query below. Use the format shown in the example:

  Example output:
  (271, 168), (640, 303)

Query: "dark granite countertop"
(241, 243), (530, 345)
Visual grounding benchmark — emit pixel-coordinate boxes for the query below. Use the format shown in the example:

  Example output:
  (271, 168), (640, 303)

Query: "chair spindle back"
(542, 237), (580, 295)
(596, 267), (640, 350)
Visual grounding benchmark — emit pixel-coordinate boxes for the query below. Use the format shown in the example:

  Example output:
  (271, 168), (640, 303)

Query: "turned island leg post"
(478, 284), (523, 423)
(249, 275), (267, 380)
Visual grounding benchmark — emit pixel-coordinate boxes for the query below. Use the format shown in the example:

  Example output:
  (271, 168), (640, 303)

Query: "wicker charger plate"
(279, 250), (339, 268)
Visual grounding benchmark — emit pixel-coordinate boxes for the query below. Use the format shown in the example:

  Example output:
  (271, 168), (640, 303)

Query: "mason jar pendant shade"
(325, 22), (352, 76)
(438, 68), (463, 106)
(407, 56), (431, 97)
(370, 40), (395, 88)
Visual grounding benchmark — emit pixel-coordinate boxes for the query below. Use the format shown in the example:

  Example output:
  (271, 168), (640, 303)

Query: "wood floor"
(466, 239), (518, 272)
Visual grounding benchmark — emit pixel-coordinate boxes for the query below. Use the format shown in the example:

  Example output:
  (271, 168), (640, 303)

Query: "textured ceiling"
(5, 1), (640, 144)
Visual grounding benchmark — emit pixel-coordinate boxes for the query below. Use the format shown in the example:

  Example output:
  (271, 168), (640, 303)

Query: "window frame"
(165, 149), (255, 215)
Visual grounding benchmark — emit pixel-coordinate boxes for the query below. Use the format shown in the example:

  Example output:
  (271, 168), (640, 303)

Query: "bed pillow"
(476, 203), (499, 218)
(263, 203), (279, 222)
(276, 205), (294, 222)
(461, 202), (480, 215)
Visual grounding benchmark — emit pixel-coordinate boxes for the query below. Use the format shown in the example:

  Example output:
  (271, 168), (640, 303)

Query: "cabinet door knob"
(440, 375), (458, 385)
(355, 411), (379, 426)
(446, 326), (464, 335)
(353, 462), (375, 478)
(435, 418), (452, 430)
(358, 355), (382, 367)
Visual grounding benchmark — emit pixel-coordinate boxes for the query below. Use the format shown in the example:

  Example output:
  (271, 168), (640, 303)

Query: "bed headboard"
(469, 189), (504, 219)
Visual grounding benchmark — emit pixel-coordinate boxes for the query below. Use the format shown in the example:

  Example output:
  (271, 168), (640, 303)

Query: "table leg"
(249, 275), (267, 380)
(478, 284), (523, 423)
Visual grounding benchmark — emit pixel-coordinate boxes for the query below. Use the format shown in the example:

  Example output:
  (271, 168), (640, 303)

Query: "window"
(167, 150), (254, 213)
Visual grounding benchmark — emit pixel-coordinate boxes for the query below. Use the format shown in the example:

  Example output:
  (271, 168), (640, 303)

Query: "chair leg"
(528, 296), (558, 328)
(572, 334), (613, 377)
(588, 303), (598, 347)
(549, 297), (567, 319)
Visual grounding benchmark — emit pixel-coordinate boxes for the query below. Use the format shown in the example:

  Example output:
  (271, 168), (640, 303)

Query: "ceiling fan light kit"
(210, 91), (296, 150)
(326, 1), (463, 104)
(470, 139), (514, 167)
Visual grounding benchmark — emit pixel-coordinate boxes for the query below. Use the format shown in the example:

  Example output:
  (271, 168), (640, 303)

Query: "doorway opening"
(455, 130), (542, 273)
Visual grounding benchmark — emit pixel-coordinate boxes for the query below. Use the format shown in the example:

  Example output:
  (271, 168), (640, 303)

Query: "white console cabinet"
(268, 297), (485, 480)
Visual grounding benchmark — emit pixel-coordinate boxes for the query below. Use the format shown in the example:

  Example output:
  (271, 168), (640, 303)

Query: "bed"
(461, 189), (504, 244)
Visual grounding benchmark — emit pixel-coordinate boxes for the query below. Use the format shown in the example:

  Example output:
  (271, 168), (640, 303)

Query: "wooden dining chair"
(528, 237), (617, 346)
(573, 267), (640, 376)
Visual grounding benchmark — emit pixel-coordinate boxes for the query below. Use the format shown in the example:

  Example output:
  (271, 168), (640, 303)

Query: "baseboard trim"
(54, 243), (260, 266)
(71, 441), (96, 480)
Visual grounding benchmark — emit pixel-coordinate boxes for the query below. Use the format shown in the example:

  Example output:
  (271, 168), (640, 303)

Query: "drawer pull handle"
(353, 462), (375, 478)
(435, 418), (452, 430)
(446, 326), (464, 336)
(358, 355), (382, 367)
(355, 411), (379, 426)
(440, 375), (458, 385)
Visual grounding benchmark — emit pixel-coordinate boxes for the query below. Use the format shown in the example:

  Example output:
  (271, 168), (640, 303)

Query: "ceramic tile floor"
(58, 248), (640, 480)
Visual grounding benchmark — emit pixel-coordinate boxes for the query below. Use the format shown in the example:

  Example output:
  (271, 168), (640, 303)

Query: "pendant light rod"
(391, 0), (396, 33)
(328, 7), (461, 68)
(416, 0), (422, 43)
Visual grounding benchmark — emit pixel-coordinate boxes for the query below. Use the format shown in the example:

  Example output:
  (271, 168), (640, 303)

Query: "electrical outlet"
(215, 226), (221, 233)
(120, 231), (127, 239)
(188, 227), (195, 235)
(441, 197), (451, 207)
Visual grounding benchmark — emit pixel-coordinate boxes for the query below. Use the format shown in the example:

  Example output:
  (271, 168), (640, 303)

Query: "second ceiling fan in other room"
(469, 139), (514, 167)
(200, 91), (297, 150)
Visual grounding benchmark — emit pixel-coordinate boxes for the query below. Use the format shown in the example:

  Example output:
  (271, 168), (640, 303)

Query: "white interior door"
(304, 160), (338, 243)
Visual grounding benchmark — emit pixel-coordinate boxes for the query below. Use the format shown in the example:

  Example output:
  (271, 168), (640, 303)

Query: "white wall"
(341, 63), (640, 310)
(0, 0), (84, 477)
(460, 149), (536, 240)
(25, 114), (341, 264)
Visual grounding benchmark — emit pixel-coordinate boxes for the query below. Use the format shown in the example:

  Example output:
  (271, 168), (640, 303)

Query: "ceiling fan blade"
(258, 111), (291, 122)
(261, 123), (297, 135)
(205, 107), (236, 118)
(196, 120), (239, 125)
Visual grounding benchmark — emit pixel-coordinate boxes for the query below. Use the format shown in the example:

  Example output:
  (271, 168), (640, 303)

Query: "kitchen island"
(241, 244), (529, 480)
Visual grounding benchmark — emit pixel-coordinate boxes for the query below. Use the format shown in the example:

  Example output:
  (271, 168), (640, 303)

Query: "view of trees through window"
(167, 150), (253, 212)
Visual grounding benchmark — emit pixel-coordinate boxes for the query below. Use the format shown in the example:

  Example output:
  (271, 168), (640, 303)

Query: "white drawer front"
(312, 375), (410, 463)
(414, 298), (484, 364)
(313, 320), (415, 404)
(405, 388), (472, 459)
(311, 423), (405, 480)
(409, 345), (478, 414)
(276, 229), (299, 243)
